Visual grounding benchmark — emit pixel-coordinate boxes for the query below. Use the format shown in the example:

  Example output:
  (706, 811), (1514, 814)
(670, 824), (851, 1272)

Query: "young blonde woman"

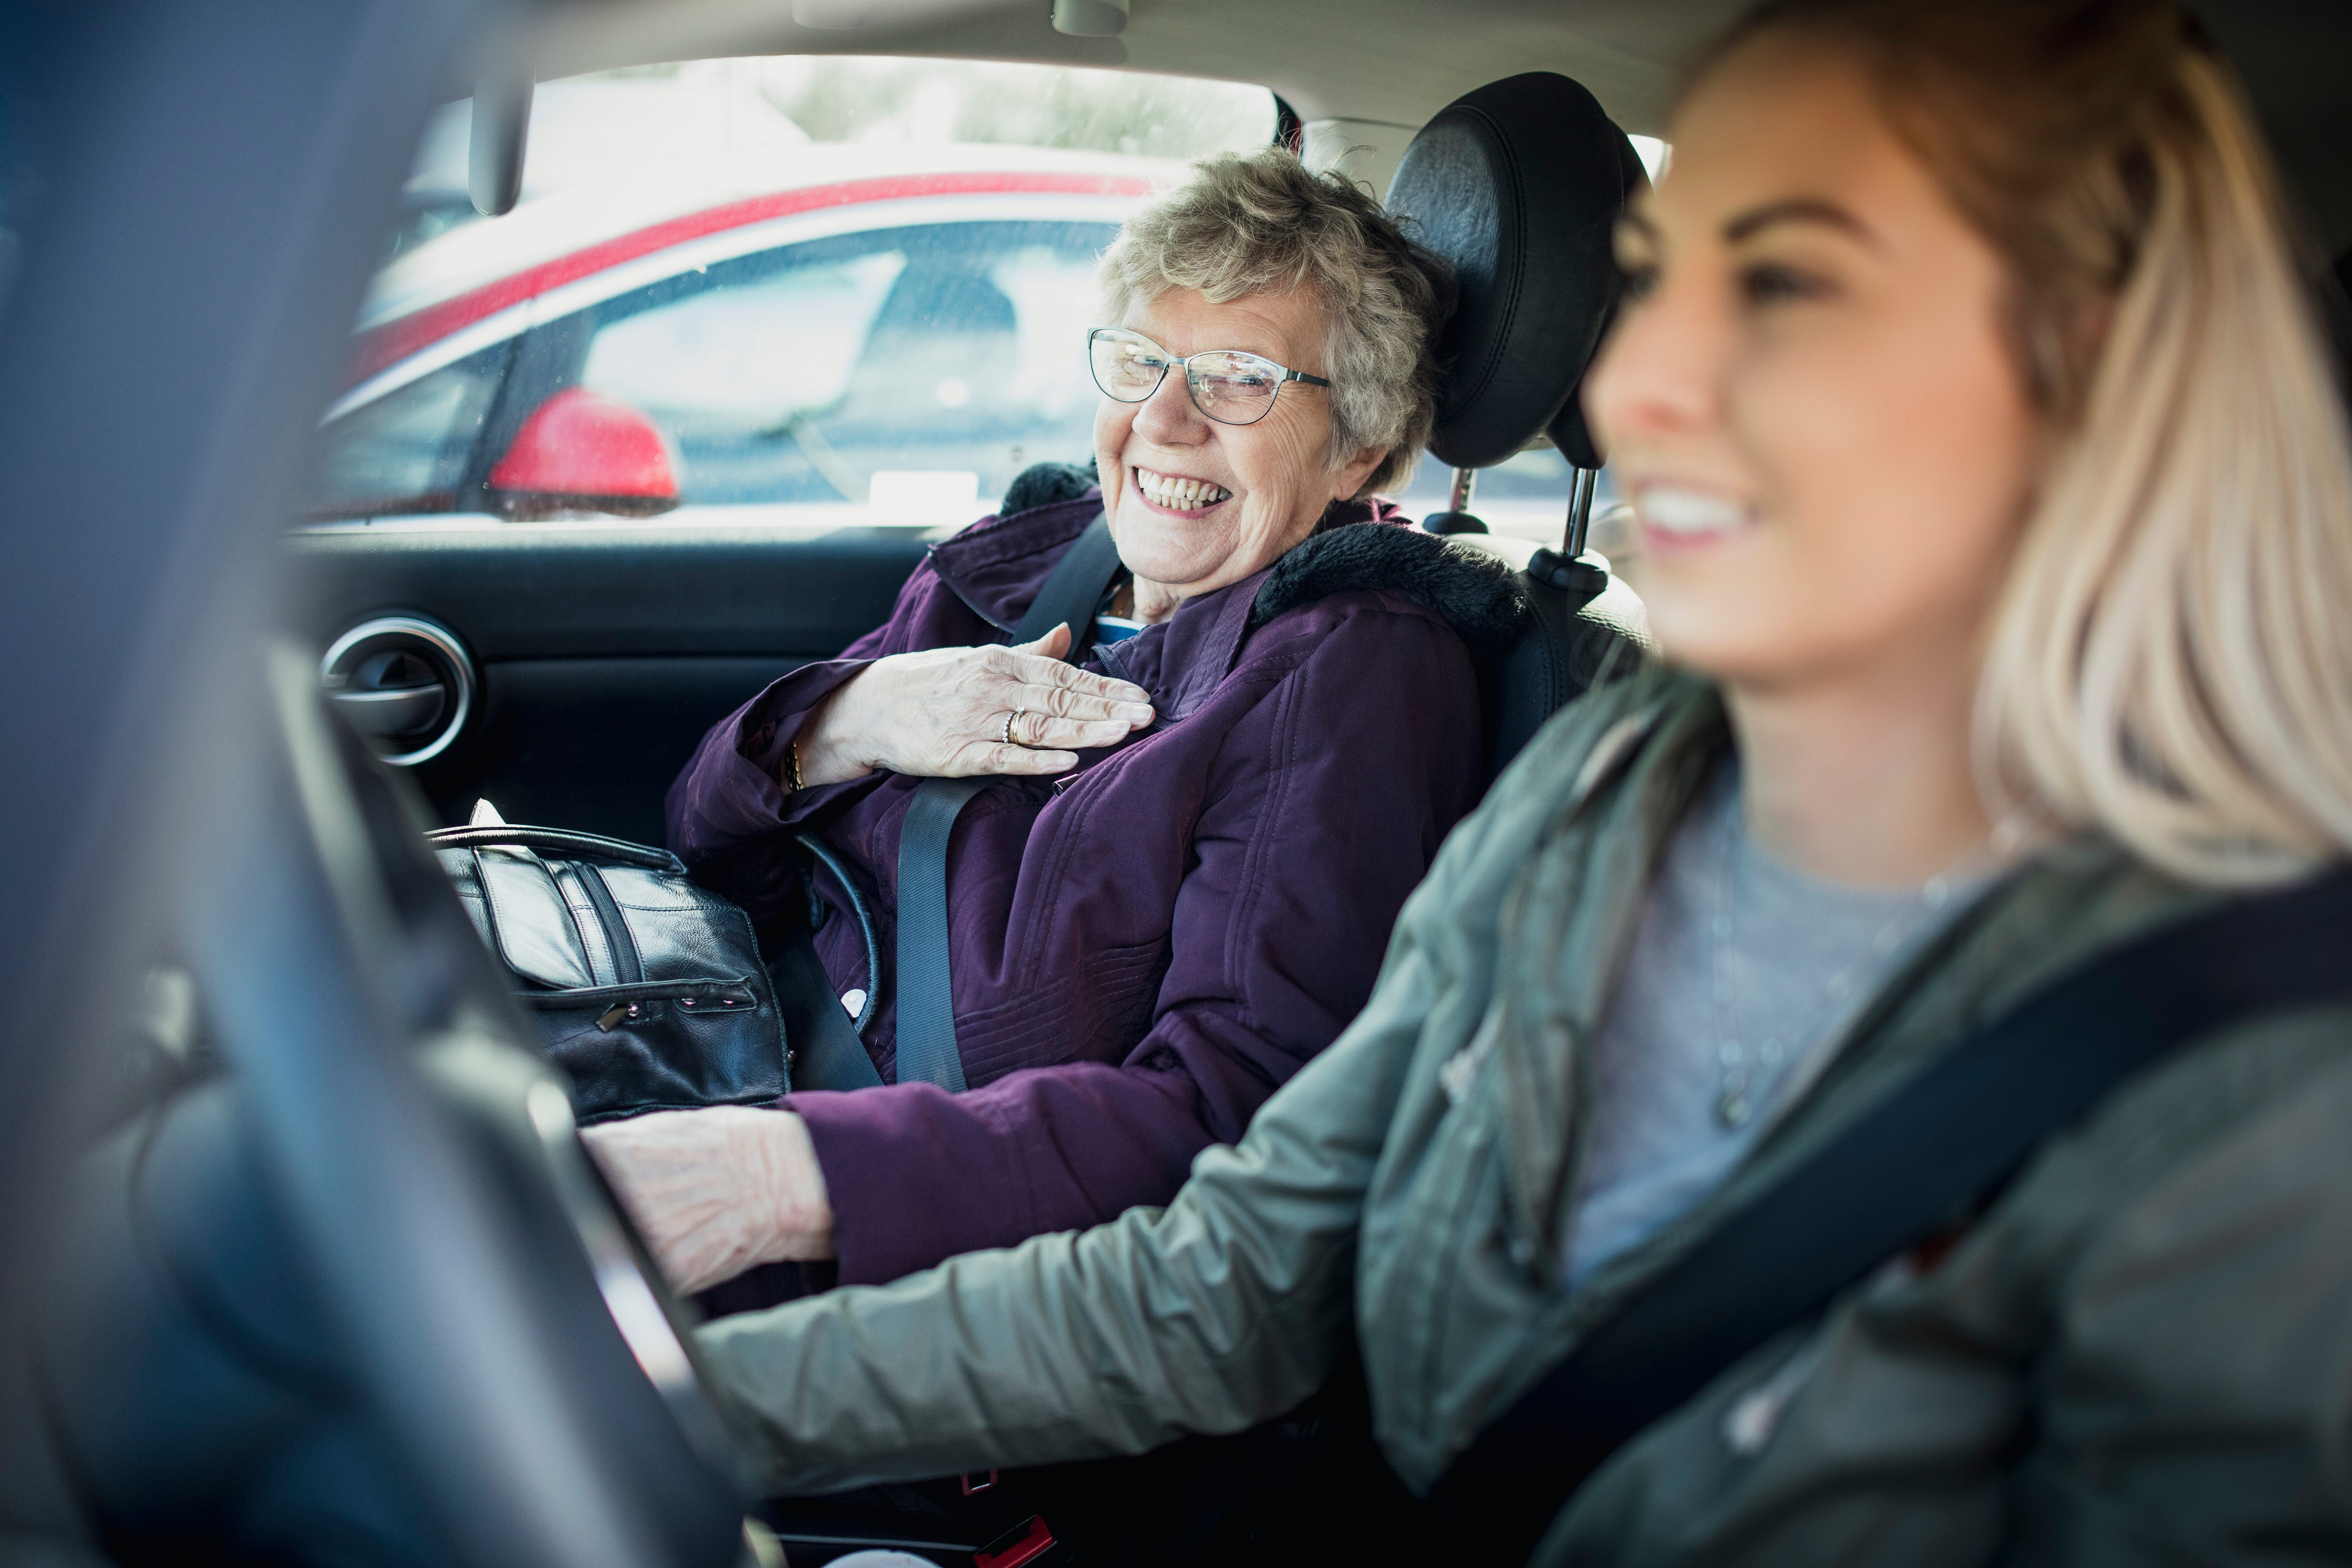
(681, 2), (2352, 1560)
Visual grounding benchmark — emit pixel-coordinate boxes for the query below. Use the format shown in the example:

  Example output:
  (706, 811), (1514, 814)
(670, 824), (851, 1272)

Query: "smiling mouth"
(1134, 466), (1232, 512)
(1634, 483), (1755, 543)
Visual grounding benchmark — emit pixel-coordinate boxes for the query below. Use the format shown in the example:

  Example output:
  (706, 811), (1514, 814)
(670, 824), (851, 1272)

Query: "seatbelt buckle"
(973, 1514), (1054, 1568)
(959, 1469), (997, 1496)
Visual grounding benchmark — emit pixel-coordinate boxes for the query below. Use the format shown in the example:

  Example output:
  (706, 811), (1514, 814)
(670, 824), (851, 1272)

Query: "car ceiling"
(529, 0), (1739, 136)
(521, 0), (2352, 252)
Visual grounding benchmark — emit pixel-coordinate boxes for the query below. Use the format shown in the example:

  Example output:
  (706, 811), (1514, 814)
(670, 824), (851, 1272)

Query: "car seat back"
(1386, 71), (1653, 780)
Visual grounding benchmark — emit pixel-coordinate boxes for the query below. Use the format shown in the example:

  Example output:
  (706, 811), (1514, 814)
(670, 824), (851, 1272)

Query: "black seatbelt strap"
(1487, 555), (1644, 779)
(891, 512), (1123, 1091)
(1430, 866), (2352, 1562)
(891, 776), (987, 1092)
(1011, 509), (1124, 653)
(770, 924), (883, 1092)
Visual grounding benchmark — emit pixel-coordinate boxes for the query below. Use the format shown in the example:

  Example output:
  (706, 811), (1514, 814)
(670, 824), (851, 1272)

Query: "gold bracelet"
(787, 738), (804, 793)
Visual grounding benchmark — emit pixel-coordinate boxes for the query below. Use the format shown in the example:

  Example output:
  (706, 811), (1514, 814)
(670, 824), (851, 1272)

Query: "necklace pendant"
(1716, 1086), (1752, 1127)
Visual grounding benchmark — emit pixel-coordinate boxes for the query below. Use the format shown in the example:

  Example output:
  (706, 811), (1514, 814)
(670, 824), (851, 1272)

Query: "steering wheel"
(174, 648), (752, 1567)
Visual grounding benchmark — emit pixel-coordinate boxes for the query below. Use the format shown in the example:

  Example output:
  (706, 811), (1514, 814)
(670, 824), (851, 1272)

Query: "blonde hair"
(1714, 0), (2352, 885)
(1099, 147), (1455, 497)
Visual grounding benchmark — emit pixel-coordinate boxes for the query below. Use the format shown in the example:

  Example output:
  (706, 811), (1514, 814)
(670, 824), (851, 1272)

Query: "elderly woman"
(585, 148), (1519, 1298)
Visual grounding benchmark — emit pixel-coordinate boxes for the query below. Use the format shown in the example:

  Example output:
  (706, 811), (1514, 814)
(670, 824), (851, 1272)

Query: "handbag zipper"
(575, 863), (645, 986)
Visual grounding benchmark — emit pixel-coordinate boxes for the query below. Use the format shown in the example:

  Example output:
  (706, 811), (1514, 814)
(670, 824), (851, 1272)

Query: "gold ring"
(1004, 708), (1027, 747)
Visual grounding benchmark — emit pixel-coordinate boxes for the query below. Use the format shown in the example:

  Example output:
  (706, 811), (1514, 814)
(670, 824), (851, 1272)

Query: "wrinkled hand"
(580, 1106), (833, 1296)
(795, 623), (1154, 787)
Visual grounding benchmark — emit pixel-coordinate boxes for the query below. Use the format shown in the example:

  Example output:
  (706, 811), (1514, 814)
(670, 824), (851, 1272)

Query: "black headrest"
(1387, 72), (1645, 470)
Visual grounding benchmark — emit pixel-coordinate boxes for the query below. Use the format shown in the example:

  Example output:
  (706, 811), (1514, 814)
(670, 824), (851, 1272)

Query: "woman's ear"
(2025, 293), (2116, 421)
(1333, 445), (1388, 500)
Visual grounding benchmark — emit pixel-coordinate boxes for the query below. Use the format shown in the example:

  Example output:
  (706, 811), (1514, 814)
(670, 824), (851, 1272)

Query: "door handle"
(328, 682), (447, 738)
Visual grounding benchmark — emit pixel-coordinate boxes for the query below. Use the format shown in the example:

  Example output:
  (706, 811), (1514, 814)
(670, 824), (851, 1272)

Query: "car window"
(557, 220), (1116, 510)
(390, 57), (1274, 258)
(305, 64), (1654, 534)
(306, 345), (506, 517)
(308, 56), (1275, 526)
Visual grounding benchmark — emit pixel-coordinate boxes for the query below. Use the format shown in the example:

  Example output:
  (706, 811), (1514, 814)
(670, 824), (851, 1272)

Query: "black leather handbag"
(428, 822), (787, 1123)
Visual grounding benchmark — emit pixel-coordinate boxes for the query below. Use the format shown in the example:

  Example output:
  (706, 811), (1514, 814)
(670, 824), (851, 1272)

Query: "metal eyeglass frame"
(1087, 327), (1333, 426)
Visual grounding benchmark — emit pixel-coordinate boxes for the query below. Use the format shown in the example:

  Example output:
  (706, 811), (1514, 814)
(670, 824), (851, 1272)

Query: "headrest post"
(1448, 467), (1478, 514)
(1564, 468), (1597, 559)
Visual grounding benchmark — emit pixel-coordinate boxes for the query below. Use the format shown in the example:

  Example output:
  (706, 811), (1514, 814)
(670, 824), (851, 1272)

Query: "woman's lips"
(1133, 465), (1233, 518)
(1633, 482), (1757, 553)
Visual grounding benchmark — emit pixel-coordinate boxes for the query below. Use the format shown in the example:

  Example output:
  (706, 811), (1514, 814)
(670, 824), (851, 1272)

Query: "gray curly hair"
(1098, 147), (1456, 498)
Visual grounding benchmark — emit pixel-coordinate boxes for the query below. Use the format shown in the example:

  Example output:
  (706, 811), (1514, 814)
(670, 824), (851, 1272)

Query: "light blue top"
(1561, 762), (1993, 1288)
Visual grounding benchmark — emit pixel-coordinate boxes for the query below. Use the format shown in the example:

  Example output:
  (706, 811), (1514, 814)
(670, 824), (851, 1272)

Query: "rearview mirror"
(469, 65), (532, 218)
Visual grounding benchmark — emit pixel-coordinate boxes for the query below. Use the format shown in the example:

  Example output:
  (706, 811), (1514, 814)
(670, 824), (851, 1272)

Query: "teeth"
(1136, 469), (1231, 510)
(1638, 485), (1750, 537)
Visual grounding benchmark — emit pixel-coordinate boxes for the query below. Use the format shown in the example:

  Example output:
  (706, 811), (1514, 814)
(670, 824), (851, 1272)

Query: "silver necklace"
(1706, 800), (1973, 1128)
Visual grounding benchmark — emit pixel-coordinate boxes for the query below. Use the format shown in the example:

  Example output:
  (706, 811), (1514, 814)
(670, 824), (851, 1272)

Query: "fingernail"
(1120, 703), (1154, 722)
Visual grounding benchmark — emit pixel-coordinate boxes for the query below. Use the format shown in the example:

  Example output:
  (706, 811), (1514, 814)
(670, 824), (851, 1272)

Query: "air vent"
(320, 615), (476, 766)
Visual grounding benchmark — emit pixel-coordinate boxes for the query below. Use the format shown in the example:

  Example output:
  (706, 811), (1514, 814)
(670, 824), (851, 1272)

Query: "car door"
(285, 175), (1137, 845)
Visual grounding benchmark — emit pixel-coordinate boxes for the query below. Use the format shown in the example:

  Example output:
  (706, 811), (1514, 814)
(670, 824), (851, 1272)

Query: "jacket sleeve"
(694, 858), (1464, 1492)
(664, 557), (995, 924)
(789, 606), (1485, 1284)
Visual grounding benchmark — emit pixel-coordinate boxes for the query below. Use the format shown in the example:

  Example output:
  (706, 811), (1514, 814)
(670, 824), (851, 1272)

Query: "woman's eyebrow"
(1723, 197), (1881, 248)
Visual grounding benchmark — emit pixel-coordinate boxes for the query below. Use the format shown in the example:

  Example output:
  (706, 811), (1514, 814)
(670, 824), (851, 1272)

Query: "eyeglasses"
(1087, 327), (1332, 427)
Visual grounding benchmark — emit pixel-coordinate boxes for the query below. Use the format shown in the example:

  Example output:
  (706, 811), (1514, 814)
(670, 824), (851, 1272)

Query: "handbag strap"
(892, 512), (1122, 1091)
(425, 824), (686, 873)
(1429, 864), (2352, 1562)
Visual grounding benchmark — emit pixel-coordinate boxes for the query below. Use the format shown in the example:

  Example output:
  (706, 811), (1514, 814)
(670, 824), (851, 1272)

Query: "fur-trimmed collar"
(1251, 521), (1528, 658)
(988, 463), (1530, 659)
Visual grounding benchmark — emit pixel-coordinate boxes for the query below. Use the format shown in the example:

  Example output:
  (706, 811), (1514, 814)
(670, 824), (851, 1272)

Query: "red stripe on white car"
(348, 169), (1153, 387)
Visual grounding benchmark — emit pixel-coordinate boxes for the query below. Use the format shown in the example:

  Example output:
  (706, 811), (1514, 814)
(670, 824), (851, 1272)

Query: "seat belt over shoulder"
(1429, 865), (2352, 1563)
(891, 512), (1123, 1092)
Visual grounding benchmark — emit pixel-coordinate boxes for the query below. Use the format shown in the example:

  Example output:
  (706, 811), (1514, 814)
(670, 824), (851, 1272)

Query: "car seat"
(1385, 71), (1654, 779)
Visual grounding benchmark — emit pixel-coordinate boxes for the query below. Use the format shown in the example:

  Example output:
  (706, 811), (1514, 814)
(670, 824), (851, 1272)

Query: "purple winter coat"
(667, 487), (1519, 1286)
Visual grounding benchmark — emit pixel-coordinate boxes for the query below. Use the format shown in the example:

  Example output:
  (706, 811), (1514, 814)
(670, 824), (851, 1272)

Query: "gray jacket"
(698, 666), (2352, 1564)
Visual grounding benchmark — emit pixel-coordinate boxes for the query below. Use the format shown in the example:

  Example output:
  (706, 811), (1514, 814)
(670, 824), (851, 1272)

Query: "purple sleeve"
(792, 604), (1485, 1284)
(664, 555), (996, 922)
